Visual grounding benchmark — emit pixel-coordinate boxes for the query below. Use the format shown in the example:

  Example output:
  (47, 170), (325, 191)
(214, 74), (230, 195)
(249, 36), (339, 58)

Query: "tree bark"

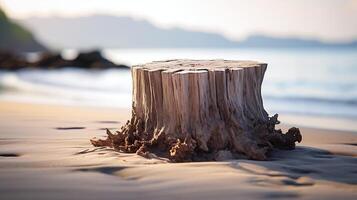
(91, 59), (302, 162)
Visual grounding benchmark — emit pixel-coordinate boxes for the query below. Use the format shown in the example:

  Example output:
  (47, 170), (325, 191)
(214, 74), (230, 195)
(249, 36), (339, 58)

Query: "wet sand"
(0, 101), (356, 200)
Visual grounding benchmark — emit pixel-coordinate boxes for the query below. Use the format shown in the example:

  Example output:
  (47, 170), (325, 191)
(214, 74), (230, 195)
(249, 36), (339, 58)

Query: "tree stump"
(91, 59), (302, 162)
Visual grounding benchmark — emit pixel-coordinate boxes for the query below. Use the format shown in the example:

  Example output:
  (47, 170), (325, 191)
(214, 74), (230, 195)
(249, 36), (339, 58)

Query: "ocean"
(0, 48), (356, 120)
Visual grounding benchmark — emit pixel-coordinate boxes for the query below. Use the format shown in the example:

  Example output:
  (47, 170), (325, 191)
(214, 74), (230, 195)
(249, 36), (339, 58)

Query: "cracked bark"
(91, 59), (302, 162)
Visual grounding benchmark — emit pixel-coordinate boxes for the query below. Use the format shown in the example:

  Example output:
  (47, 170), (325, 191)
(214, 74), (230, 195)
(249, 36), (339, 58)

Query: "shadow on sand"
(233, 146), (357, 185)
(74, 146), (356, 186)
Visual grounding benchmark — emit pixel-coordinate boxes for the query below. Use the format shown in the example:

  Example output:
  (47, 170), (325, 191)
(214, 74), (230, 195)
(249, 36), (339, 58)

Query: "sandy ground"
(0, 101), (356, 200)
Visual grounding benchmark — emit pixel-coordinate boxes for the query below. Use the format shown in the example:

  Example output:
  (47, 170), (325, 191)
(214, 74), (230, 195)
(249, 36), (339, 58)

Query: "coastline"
(0, 100), (356, 200)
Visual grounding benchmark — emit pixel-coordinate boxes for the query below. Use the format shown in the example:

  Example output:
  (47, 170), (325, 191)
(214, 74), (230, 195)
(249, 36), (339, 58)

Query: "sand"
(0, 101), (356, 200)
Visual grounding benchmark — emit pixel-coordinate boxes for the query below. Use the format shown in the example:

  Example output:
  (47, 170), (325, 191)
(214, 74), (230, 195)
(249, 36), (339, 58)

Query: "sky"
(1, 0), (357, 42)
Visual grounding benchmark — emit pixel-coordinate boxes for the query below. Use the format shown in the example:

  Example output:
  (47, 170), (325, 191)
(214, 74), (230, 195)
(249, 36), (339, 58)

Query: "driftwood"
(91, 59), (302, 162)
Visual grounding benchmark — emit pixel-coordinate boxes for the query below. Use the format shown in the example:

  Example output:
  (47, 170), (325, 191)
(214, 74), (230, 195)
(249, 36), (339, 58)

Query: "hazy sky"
(1, 0), (357, 42)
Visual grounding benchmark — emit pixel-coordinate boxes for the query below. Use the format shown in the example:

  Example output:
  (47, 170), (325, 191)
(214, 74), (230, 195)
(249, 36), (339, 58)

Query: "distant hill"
(18, 15), (357, 49)
(18, 15), (237, 49)
(0, 8), (46, 52)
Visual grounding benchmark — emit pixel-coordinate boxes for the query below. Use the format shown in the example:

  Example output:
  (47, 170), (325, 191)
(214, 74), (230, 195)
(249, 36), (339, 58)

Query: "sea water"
(0, 48), (356, 120)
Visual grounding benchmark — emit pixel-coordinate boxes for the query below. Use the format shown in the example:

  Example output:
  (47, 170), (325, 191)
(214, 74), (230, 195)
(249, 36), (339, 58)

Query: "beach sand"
(0, 101), (356, 200)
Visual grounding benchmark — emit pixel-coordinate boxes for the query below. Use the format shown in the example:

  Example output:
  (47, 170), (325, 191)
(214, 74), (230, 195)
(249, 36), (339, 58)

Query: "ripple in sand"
(95, 121), (121, 124)
(282, 166), (319, 174)
(55, 127), (86, 130)
(0, 153), (20, 157)
(343, 143), (357, 146)
(98, 128), (117, 130)
(74, 166), (137, 180)
(74, 147), (112, 155)
(281, 177), (315, 186)
(264, 191), (300, 199)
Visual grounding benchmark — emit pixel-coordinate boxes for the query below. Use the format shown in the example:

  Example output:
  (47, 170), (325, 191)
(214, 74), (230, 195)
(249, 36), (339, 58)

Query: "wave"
(263, 95), (357, 106)
(0, 68), (356, 119)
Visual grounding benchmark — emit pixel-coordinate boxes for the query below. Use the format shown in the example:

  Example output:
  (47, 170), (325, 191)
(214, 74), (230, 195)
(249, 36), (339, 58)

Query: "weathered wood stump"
(91, 59), (302, 162)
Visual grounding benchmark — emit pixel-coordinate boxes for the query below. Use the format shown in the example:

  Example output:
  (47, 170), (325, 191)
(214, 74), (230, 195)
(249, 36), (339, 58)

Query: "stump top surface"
(133, 59), (266, 71)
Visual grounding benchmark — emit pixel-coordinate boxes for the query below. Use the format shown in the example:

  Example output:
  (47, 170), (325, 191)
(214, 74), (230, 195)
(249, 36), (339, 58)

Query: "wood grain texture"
(91, 59), (302, 162)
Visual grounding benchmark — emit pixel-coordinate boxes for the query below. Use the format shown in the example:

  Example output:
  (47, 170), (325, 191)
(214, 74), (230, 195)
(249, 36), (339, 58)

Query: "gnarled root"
(91, 114), (301, 162)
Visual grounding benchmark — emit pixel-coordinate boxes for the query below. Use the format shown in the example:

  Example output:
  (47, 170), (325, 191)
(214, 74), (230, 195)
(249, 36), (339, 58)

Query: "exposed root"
(90, 129), (114, 148)
(91, 114), (301, 162)
(169, 137), (196, 162)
